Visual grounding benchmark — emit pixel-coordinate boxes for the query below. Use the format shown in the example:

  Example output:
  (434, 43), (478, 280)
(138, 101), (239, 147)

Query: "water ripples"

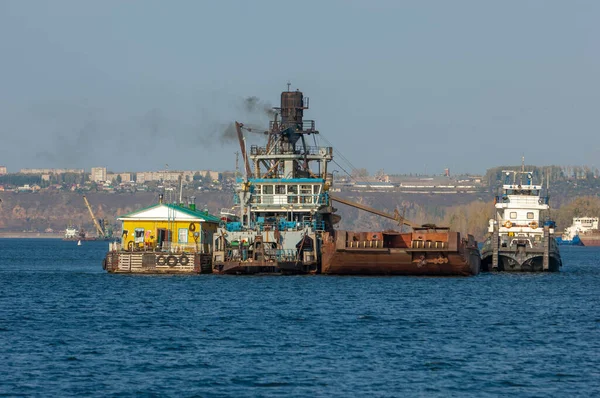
(0, 240), (599, 396)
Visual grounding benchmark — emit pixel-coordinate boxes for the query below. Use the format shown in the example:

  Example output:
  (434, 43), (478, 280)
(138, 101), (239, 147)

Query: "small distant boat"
(64, 225), (79, 240)
(77, 240), (82, 246)
(219, 207), (240, 223)
(557, 217), (598, 246)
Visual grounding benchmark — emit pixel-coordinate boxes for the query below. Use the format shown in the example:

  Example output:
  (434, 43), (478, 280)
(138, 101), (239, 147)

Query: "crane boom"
(329, 194), (417, 228)
(235, 122), (253, 178)
(83, 195), (105, 237)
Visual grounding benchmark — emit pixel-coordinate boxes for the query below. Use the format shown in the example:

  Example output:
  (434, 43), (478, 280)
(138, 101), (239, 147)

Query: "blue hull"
(556, 235), (583, 246)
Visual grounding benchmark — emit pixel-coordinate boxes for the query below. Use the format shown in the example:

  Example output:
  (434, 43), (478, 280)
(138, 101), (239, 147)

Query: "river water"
(1, 239), (599, 397)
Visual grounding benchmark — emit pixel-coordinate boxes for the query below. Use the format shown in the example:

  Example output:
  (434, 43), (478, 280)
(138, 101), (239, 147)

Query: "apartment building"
(90, 167), (107, 182)
(20, 168), (84, 175)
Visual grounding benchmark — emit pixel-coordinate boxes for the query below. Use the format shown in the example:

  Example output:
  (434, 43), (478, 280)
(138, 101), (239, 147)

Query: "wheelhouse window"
(254, 185), (262, 204)
(287, 185), (298, 203)
(263, 185), (274, 195)
(527, 212), (534, 219)
(275, 185), (286, 194)
(510, 212), (517, 219)
(300, 185), (312, 203)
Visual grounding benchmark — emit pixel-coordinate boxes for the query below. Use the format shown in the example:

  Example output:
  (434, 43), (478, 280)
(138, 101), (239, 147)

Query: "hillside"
(1, 182), (599, 242)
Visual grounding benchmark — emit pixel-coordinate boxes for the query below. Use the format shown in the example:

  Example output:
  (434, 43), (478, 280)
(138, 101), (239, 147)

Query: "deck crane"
(328, 194), (417, 229)
(235, 122), (253, 178)
(83, 195), (106, 238)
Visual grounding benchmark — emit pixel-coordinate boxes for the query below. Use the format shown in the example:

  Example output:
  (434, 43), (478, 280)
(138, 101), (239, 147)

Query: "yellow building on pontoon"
(103, 198), (220, 273)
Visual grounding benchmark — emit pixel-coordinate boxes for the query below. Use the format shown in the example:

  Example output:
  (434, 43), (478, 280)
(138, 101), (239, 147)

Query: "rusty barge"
(321, 228), (479, 276)
(211, 87), (480, 276)
(320, 195), (480, 276)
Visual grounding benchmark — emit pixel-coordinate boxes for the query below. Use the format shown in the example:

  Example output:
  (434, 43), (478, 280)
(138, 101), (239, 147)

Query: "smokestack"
(189, 196), (196, 211)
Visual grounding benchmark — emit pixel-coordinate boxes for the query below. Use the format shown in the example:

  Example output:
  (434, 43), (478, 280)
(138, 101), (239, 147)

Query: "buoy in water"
(77, 240), (81, 246)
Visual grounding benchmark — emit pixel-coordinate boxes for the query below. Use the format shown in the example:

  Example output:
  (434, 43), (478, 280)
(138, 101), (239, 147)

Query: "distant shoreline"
(0, 232), (65, 239)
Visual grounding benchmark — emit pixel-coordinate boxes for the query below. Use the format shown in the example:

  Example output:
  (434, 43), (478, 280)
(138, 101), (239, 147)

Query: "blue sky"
(0, 0), (598, 175)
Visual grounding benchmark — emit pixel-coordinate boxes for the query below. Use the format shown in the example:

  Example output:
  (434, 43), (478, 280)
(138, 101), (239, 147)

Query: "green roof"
(118, 203), (221, 223)
(166, 203), (222, 223)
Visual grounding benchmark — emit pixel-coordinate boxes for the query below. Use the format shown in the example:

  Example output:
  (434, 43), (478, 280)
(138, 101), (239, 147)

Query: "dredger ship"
(212, 87), (481, 276)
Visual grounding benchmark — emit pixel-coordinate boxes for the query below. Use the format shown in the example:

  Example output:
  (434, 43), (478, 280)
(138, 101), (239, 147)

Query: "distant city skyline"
(1, 1), (598, 175)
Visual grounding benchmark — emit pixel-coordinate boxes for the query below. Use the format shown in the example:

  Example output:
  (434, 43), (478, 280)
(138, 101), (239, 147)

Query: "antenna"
(235, 151), (239, 179)
(178, 173), (183, 204)
(287, 81), (291, 91)
(242, 138), (248, 182)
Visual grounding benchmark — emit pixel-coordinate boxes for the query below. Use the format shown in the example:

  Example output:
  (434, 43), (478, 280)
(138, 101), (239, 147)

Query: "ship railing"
(251, 193), (327, 206)
(269, 120), (316, 133)
(116, 241), (205, 253)
(411, 240), (448, 249)
(225, 222), (243, 232)
(347, 240), (384, 249)
(225, 248), (298, 262)
(264, 248), (298, 261)
(250, 145), (332, 156)
(225, 248), (247, 261)
(253, 220), (323, 232)
(496, 195), (549, 205)
(162, 242), (206, 253)
(509, 238), (533, 248)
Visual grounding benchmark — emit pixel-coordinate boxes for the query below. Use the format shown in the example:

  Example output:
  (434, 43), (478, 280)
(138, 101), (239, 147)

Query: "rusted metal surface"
(213, 259), (318, 275)
(103, 251), (212, 274)
(579, 231), (600, 246)
(321, 230), (480, 276)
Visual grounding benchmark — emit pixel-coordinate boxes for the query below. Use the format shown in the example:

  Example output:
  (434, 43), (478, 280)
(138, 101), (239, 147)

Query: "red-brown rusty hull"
(213, 260), (317, 275)
(321, 248), (479, 275)
(579, 234), (600, 247)
(321, 230), (480, 276)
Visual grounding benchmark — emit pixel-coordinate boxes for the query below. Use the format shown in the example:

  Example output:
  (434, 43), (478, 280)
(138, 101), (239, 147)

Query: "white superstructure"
(562, 217), (599, 240)
(487, 170), (553, 248)
(65, 226), (78, 239)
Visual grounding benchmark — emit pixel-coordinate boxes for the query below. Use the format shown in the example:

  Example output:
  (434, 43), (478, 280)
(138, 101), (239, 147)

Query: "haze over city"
(1, 0), (598, 174)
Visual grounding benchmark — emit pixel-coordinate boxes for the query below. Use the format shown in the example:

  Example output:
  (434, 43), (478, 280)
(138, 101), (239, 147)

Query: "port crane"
(83, 195), (106, 238)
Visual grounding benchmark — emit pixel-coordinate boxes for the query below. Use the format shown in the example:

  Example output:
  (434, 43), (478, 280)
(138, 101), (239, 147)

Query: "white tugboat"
(481, 165), (562, 272)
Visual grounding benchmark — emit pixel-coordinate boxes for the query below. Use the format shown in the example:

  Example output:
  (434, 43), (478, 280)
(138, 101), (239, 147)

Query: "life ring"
(530, 221), (538, 229)
(156, 255), (166, 265)
(189, 222), (196, 232)
(504, 221), (512, 228)
(166, 255), (178, 267)
(179, 255), (189, 266)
